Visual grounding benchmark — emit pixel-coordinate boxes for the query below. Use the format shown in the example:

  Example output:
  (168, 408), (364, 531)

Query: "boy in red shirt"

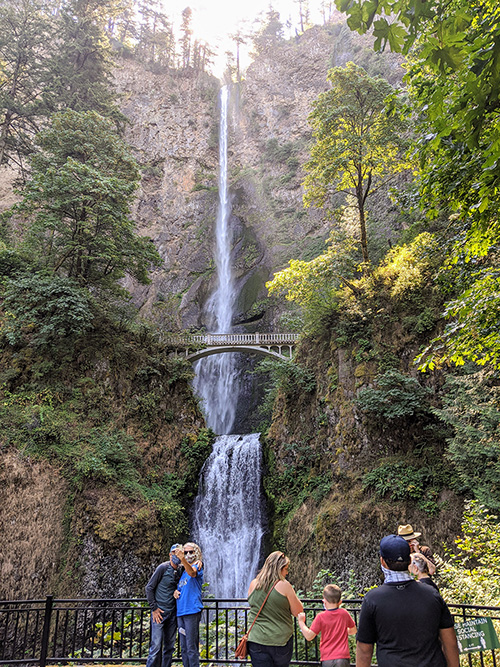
(297, 584), (356, 667)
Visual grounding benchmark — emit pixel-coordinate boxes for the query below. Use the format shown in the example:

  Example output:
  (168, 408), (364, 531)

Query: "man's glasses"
(184, 550), (195, 555)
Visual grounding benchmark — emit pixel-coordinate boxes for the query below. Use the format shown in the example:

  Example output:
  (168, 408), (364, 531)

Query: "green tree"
(438, 500), (500, 606)
(13, 109), (161, 293)
(433, 368), (500, 512)
(251, 8), (284, 55)
(135, 0), (175, 68)
(50, 0), (123, 120)
(180, 6), (192, 68)
(0, 0), (56, 169)
(229, 27), (248, 83)
(303, 62), (410, 264)
(334, 0), (500, 368)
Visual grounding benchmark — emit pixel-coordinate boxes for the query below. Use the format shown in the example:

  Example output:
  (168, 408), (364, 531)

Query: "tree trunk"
(356, 169), (369, 264)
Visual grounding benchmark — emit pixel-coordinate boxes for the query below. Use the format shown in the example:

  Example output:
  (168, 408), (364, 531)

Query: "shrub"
(356, 369), (432, 419)
(1, 273), (94, 349)
(362, 460), (443, 514)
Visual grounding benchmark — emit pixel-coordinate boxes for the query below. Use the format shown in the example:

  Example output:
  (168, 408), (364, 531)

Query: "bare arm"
(356, 641), (374, 667)
(348, 625), (357, 635)
(297, 612), (317, 641)
(413, 544), (437, 575)
(247, 579), (257, 596)
(439, 627), (459, 667)
(276, 580), (303, 616)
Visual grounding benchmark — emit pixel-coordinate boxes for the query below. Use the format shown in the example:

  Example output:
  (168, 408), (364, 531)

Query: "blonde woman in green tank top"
(247, 552), (304, 667)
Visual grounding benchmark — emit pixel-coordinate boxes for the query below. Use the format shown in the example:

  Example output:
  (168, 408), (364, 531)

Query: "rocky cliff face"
(116, 23), (405, 333)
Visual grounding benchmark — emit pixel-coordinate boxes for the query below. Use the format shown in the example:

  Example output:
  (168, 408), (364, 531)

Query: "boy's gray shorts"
(322, 660), (350, 667)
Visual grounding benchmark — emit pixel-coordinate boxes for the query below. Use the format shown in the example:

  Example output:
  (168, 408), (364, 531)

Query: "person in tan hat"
(397, 524), (436, 575)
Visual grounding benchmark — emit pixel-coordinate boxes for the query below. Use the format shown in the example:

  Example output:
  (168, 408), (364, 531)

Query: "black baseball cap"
(380, 535), (410, 562)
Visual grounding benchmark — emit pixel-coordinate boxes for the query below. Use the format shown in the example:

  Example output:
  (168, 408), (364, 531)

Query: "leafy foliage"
(1, 273), (94, 350)
(267, 229), (359, 308)
(268, 230), (439, 340)
(12, 109), (161, 294)
(418, 266), (500, 371)
(296, 569), (363, 604)
(356, 369), (432, 419)
(253, 357), (316, 426)
(303, 62), (410, 263)
(0, 0), (125, 169)
(52, 0), (124, 120)
(362, 460), (444, 514)
(334, 0), (500, 368)
(438, 501), (500, 606)
(251, 8), (284, 55)
(433, 369), (500, 511)
(265, 440), (331, 533)
(0, 0), (55, 168)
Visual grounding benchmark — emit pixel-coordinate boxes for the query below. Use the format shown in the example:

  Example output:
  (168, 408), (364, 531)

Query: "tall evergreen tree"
(49, 0), (123, 121)
(252, 8), (284, 56)
(180, 6), (192, 69)
(0, 0), (56, 170)
(14, 110), (161, 293)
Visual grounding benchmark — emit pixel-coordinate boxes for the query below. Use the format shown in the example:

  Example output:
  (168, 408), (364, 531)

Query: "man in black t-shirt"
(356, 535), (459, 667)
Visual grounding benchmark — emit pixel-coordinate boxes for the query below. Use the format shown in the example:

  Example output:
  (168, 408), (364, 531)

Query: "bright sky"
(162, 0), (324, 77)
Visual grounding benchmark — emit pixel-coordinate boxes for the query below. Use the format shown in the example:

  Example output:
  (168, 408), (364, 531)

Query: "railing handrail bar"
(2, 597), (499, 609)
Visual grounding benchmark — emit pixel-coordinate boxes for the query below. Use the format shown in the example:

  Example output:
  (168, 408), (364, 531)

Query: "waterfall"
(191, 86), (264, 598)
(192, 85), (238, 435)
(192, 434), (263, 598)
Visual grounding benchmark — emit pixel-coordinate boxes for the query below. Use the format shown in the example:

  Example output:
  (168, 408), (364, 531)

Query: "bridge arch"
(163, 332), (299, 362)
(185, 345), (291, 362)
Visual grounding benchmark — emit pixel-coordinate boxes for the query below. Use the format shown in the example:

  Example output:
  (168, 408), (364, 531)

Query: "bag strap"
(246, 580), (279, 637)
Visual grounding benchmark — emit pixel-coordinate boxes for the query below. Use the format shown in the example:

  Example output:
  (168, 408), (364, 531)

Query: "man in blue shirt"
(173, 543), (204, 667)
(145, 544), (183, 667)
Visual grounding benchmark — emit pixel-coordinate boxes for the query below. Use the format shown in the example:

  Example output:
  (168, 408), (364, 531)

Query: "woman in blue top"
(173, 542), (204, 667)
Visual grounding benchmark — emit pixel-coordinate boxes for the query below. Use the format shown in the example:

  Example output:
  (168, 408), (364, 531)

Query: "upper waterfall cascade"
(191, 86), (264, 598)
(192, 85), (238, 436)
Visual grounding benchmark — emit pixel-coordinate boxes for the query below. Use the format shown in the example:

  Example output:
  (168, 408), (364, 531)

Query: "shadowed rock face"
(0, 451), (68, 600)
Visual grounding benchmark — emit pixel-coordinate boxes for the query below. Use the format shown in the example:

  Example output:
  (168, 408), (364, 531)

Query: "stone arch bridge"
(163, 332), (300, 361)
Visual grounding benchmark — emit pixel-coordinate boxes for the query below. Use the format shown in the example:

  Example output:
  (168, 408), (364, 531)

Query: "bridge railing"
(162, 333), (300, 347)
(0, 596), (499, 666)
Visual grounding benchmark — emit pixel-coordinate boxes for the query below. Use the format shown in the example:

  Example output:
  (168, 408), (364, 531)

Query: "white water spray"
(191, 86), (264, 598)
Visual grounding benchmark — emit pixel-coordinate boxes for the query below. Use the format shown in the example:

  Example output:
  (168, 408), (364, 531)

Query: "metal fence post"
(39, 595), (54, 667)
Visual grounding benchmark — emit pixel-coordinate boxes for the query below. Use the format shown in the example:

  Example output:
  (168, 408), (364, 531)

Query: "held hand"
(152, 608), (164, 624)
(297, 612), (306, 623)
(174, 590), (180, 599)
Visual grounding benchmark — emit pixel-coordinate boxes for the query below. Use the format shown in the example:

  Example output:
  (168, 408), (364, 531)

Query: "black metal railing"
(0, 597), (499, 666)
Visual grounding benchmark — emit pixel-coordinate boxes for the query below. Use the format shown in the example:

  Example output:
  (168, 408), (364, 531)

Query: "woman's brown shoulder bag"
(235, 581), (278, 660)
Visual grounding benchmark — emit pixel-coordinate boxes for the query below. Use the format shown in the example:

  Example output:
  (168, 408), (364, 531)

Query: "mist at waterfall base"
(191, 86), (264, 598)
